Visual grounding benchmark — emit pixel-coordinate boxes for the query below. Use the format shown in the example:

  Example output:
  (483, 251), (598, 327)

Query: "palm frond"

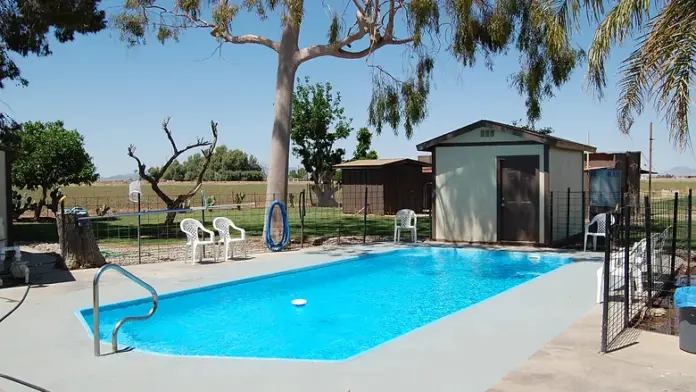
(611, 0), (696, 149)
(648, 0), (696, 148)
(616, 46), (650, 134)
(585, 0), (652, 99)
(551, 0), (605, 31)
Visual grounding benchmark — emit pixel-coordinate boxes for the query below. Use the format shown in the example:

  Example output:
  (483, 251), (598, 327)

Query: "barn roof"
(333, 158), (430, 169)
(416, 119), (596, 153)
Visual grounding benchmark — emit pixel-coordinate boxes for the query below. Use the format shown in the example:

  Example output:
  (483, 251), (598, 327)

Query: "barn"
(416, 120), (596, 245)
(334, 158), (432, 215)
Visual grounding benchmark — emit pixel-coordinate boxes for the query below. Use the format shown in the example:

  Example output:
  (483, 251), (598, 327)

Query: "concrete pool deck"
(490, 306), (696, 392)
(0, 244), (602, 391)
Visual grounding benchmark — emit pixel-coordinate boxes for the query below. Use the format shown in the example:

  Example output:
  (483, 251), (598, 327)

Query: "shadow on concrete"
(606, 327), (642, 353)
(22, 251), (76, 287)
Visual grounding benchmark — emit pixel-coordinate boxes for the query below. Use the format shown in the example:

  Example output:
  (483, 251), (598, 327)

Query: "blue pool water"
(78, 247), (571, 360)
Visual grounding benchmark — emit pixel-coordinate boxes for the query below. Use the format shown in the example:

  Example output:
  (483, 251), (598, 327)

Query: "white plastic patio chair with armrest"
(584, 213), (615, 251)
(394, 209), (417, 243)
(596, 237), (646, 303)
(213, 217), (247, 261)
(180, 218), (217, 264)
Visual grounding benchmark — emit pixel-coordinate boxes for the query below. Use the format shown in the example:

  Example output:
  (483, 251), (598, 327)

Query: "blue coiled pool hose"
(265, 200), (290, 252)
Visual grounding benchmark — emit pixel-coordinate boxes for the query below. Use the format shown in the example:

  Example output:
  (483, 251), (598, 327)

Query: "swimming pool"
(78, 247), (572, 361)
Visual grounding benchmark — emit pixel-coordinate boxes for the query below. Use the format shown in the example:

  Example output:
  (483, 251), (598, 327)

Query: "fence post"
(623, 198), (631, 327)
(337, 200), (342, 245)
(601, 216), (612, 353)
(299, 191), (305, 249)
(363, 186), (368, 244)
(138, 192), (142, 265)
(688, 189), (693, 285)
(581, 190), (586, 230)
(549, 191), (554, 243)
(200, 191), (206, 225)
(566, 187), (571, 239)
(671, 192), (679, 280)
(645, 195), (652, 307)
(60, 199), (66, 262)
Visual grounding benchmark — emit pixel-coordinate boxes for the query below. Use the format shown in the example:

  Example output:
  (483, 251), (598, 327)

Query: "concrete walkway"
(0, 244), (601, 392)
(490, 306), (696, 392)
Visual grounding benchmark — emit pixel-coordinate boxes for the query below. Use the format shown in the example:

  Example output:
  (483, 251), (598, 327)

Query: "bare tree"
(115, 1), (583, 227)
(128, 118), (219, 226)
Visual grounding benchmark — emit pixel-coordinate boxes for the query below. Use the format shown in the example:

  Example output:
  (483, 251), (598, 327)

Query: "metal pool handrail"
(93, 264), (159, 357)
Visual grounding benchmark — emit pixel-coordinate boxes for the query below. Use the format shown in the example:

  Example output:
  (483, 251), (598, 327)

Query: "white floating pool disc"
(291, 299), (307, 307)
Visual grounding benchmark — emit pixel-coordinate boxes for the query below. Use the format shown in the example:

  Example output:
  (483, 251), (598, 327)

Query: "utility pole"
(649, 122), (653, 197)
(586, 132), (590, 169)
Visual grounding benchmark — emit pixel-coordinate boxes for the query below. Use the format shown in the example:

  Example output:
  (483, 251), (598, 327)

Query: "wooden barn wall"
(383, 164), (427, 214)
(341, 168), (385, 214)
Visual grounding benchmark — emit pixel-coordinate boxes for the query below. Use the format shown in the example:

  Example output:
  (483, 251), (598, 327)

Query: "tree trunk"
(164, 199), (179, 227)
(163, 196), (187, 227)
(264, 19), (300, 238)
(33, 186), (47, 221)
(312, 184), (339, 207)
(265, 20), (300, 209)
(56, 213), (106, 269)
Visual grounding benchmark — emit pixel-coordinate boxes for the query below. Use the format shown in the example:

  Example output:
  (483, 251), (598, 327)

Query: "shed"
(417, 120), (596, 245)
(334, 158), (431, 215)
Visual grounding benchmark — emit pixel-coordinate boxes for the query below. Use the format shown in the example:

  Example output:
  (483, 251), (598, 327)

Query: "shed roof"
(416, 119), (597, 152)
(584, 165), (656, 175)
(333, 158), (430, 169)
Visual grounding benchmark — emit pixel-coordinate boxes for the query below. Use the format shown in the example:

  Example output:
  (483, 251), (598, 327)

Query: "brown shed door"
(498, 155), (540, 242)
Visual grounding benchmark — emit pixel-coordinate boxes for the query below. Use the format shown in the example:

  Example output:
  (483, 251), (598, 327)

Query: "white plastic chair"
(596, 238), (646, 303)
(596, 227), (673, 303)
(394, 209), (417, 243)
(584, 213), (615, 251)
(213, 217), (247, 261)
(180, 218), (217, 264)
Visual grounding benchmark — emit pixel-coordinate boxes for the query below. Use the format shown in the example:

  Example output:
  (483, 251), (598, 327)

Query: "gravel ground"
(18, 235), (393, 268)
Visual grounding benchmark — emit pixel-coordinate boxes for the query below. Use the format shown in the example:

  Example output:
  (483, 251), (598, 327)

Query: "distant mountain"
(665, 166), (696, 177)
(99, 173), (137, 181)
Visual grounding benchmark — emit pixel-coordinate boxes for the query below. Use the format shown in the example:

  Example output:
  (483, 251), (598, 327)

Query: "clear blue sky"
(2, 2), (692, 177)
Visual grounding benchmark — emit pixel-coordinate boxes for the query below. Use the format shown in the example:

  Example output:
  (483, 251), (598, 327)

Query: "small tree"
(353, 127), (379, 160)
(12, 121), (99, 220)
(291, 78), (351, 206)
(128, 118), (219, 226)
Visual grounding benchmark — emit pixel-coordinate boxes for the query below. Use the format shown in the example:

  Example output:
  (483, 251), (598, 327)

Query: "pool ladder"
(92, 264), (159, 357)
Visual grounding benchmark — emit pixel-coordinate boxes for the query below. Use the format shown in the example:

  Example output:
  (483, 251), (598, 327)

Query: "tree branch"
(141, 4), (280, 52)
(127, 118), (218, 206)
(183, 121), (219, 199)
(157, 119), (212, 183)
(297, 0), (412, 63)
(212, 28), (280, 51)
(127, 145), (173, 205)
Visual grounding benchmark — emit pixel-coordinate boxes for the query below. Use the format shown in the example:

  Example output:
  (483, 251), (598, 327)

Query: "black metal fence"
(601, 191), (693, 352)
(72, 186), (432, 265)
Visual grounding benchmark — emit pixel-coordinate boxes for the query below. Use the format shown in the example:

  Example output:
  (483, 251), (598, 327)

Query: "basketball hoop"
(128, 180), (142, 203)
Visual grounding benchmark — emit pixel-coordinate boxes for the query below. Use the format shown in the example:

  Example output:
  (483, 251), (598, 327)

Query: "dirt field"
(640, 178), (696, 193)
(29, 180), (314, 199)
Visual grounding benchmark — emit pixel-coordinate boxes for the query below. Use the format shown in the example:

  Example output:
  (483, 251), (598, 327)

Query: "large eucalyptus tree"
(115, 0), (582, 211)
